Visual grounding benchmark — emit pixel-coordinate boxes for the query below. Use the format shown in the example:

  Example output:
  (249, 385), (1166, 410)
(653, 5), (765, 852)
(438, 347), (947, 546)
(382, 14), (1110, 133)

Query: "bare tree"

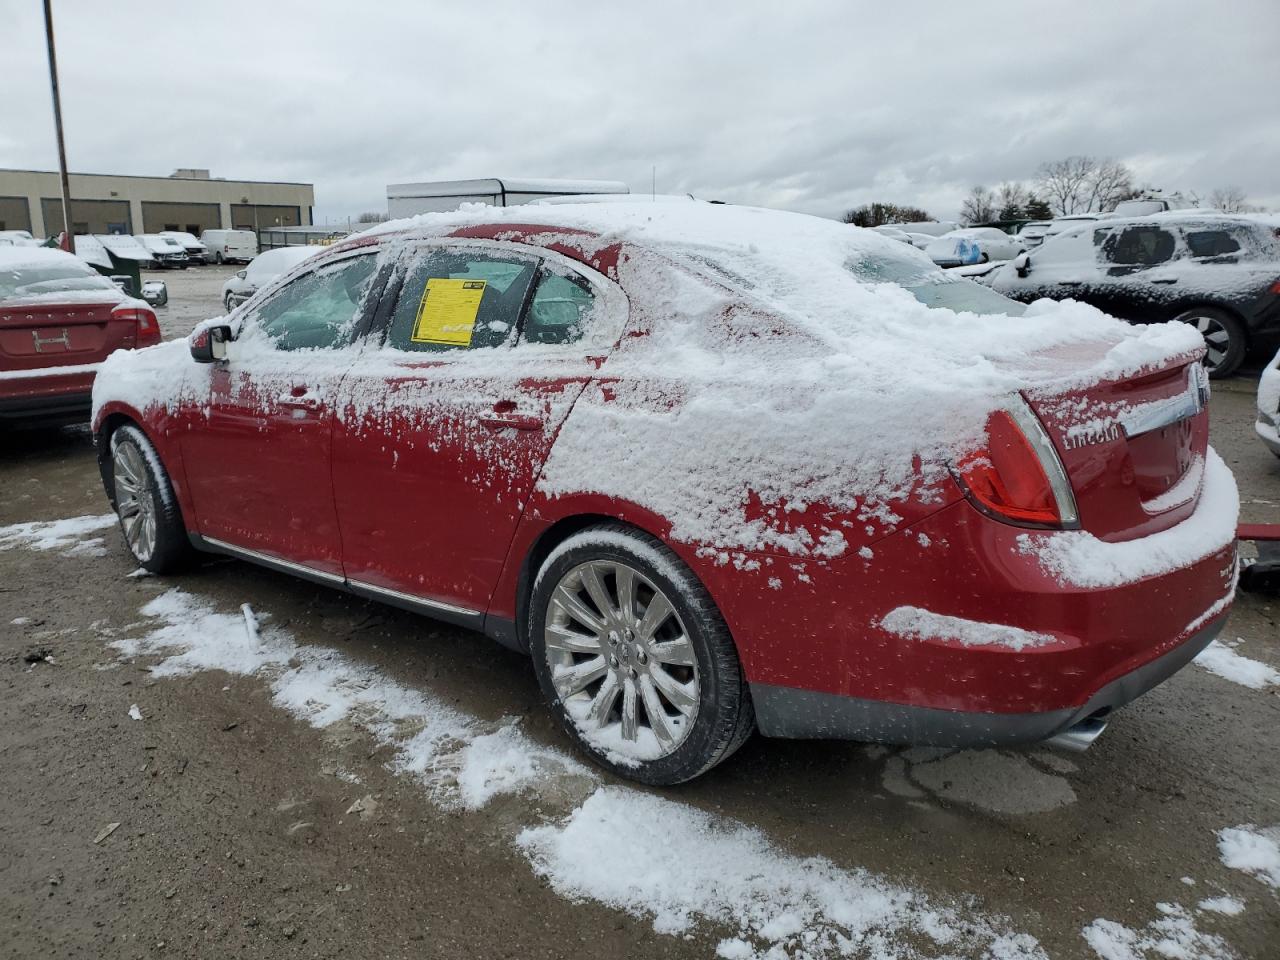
(1207, 186), (1258, 213)
(842, 202), (932, 227)
(356, 211), (389, 223)
(1035, 156), (1096, 215)
(995, 181), (1030, 220)
(1035, 156), (1135, 215)
(1086, 159), (1136, 212)
(959, 185), (996, 225)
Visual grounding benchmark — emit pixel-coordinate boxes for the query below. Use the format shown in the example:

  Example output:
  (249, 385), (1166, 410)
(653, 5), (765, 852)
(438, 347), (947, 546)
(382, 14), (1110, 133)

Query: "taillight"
(112, 304), (162, 347)
(1268, 279), (1280, 295)
(954, 399), (1078, 529)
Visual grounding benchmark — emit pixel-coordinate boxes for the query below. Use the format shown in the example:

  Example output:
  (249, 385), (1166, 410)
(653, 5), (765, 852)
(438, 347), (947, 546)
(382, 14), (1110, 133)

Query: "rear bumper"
(753, 614), (1225, 745)
(0, 365), (98, 424)
(0, 390), (92, 425)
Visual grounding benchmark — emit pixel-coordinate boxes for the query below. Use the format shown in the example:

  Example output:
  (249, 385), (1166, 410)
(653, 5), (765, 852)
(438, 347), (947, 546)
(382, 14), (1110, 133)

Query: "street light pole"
(43, 0), (74, 253)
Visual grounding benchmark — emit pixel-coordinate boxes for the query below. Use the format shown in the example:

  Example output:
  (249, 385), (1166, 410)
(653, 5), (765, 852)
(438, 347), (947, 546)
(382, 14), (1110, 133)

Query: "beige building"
(0, 167), (314, 238)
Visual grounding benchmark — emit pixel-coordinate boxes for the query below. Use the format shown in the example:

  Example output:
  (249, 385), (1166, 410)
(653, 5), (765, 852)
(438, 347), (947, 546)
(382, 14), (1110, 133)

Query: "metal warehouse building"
(0, 167), (314, 238)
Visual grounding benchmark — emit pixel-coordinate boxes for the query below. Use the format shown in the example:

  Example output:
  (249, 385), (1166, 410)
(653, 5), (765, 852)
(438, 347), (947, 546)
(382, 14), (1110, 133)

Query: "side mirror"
(1013, 252), (1031, 277)
(235, 270), (247, 279)
(189, 323), (232, 363)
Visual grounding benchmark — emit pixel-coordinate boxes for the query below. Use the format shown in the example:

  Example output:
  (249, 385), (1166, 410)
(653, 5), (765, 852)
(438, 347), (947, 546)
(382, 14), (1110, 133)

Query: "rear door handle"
(480, 414), (543, 431)
(277, 393), (322, 412)
(1151, 277), (1178, 284)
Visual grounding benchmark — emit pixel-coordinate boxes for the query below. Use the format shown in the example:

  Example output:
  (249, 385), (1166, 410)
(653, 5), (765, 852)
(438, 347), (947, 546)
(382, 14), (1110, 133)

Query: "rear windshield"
(0, 261), (116, 300)
(847, 254), (1026, 316)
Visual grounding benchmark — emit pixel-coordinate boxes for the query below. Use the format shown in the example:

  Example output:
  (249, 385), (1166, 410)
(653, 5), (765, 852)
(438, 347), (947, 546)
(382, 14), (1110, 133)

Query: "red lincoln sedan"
(91, 204), (1238, 784)
(2, 247), (160, 426)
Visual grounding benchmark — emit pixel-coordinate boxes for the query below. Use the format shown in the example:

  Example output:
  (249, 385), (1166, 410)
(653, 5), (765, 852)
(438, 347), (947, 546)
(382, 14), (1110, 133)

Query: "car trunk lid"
(1023, 353), (1209, 542)
(0, 298), (135, 372)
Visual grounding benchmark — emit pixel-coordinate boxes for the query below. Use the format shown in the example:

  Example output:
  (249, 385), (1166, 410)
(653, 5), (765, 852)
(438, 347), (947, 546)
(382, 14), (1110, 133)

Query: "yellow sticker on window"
(410, 278), (487, 346)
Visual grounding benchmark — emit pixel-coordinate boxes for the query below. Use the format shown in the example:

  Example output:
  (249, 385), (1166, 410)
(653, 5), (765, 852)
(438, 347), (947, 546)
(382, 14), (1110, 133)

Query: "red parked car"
(91, 204), (1239, 784)
(1, 247), (160, 426)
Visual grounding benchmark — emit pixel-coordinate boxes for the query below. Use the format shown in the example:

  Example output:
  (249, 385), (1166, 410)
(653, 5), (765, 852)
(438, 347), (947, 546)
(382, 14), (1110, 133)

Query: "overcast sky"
(3, 1), (1278, 224)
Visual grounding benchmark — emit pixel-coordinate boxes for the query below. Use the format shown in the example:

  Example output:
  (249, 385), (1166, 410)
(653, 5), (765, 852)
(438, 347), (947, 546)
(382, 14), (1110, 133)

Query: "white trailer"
(386, 178), (629, 217)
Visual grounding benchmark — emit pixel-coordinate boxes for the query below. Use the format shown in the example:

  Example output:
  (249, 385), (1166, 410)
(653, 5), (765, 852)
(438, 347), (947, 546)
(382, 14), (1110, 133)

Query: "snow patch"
(113, 588), (588, 809)
(516, 786), (1045, 959)
(1195, 639), (1280, 690)
(0, 514), (117, 558)
(880, 606), (1054, 651)
(1217, 825), (1280, 890)
(1082, 903), (1232, 960)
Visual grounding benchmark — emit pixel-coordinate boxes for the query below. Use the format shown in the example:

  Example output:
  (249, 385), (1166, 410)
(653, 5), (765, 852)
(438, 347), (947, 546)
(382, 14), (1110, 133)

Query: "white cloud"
(2, 0), (1277, 222)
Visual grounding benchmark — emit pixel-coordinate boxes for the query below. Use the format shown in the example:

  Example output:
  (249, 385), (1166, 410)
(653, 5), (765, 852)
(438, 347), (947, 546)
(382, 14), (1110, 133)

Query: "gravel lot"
(2, 267), (1278, 959)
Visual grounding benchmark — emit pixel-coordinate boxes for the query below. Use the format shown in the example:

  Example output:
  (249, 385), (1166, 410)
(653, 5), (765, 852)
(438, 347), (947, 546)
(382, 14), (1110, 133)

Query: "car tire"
(108, 424), (195, 574)
(214, 252), (223, 264)
(224, 293), (234, 313)
(1175, 307), (1246, 379)
(528, 523), (755, 785)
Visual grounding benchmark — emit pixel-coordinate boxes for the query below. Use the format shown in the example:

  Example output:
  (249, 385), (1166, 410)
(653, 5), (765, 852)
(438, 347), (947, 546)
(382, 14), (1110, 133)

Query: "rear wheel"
(109, 425), (194, 574)
(528, 524), (754, 785)
(214, 251), (223, 264)
(1175, 307), (1246, 379)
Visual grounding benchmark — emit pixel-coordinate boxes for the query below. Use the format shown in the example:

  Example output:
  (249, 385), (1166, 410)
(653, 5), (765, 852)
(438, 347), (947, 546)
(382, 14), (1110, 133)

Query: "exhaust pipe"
(1045, 715), (1108, 752)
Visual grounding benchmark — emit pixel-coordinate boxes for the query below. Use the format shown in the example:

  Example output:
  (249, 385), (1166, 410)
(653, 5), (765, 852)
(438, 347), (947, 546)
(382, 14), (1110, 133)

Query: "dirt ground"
(2, 267), (1278, 959)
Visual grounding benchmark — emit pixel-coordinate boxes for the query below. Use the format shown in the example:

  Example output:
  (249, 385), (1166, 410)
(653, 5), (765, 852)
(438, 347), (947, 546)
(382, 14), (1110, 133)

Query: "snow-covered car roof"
(97, 234), (153, 260)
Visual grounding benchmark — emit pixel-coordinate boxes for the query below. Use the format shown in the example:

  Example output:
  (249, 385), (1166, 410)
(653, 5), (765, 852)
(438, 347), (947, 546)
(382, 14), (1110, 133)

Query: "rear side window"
(386, 251), (537, 352)
(250, 254), (377, 351)
(523, 271), (596, 344)
(847, 254), (1025, 316)
(1105, 227), (1176, 266)
(1185, 229), (1242, 259)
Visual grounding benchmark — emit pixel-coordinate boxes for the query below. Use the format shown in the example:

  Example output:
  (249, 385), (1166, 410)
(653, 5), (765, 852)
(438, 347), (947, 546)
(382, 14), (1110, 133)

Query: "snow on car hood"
(96, 204), (1205, 561)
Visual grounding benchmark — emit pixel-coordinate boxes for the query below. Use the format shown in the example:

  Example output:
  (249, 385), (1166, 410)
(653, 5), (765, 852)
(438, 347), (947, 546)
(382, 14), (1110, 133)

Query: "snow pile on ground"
(103, 585), (1047, 958)
(1015, 449), (1237, 588)
(1196, 896), (1245, 916)
(1217, 825), (1280, 890)
(1081, 903), (1232, 960)
(111, 588), (588, 809)
(516, 786), (1045, 960)
(880, 607), (1054, 651)
(1195, 639), (1280, 690)
(0, 514), (117, 558)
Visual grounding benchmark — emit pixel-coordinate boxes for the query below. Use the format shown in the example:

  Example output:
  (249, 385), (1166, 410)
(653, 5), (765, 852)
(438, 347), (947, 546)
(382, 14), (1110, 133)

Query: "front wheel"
(109, 425), (194, 574)
(1175, 307), (1246, 379)
(528, 524), (754, 785)
(214, 252), (223, 264)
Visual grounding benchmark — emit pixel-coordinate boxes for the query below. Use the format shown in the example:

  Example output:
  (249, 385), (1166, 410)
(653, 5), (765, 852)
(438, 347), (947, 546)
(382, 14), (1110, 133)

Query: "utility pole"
(43, 0), (74, 253)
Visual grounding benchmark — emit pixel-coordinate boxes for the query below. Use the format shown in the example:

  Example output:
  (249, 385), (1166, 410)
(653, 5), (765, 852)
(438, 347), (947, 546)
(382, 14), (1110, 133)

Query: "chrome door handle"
(277, 394), (322, 411)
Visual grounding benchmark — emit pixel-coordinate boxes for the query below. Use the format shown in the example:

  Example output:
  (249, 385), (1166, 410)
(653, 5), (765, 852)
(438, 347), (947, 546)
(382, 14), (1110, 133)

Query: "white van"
(200, 229), (258, 265)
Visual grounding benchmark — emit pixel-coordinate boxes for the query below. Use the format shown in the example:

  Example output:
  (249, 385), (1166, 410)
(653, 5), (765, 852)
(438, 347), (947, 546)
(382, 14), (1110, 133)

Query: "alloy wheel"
(113, 440), (157, 563)
(1194, 314), (1230, 372)
(543, 560), (699, 759)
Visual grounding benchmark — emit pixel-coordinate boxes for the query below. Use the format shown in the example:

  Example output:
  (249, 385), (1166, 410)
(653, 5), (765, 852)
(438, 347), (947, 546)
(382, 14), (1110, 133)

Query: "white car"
(200, 228), (258, 265)
(135, 234), (189, 269)
(1258, 348), (1280, 458)
(924, 228), (1024, 268)
(1017, 221), (1052, 248)
(1042, 214), (1101, 242)
(0, 229), (40, 247)
(221, 245), (322, 311)
(159, 231), (210, 264)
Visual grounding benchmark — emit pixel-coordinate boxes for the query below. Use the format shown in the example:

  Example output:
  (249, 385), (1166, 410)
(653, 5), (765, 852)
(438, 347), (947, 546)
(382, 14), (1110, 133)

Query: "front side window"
(386, 250), (537, 353)
(1105, 226), (1176, 266)
(249, 254), (377, 351)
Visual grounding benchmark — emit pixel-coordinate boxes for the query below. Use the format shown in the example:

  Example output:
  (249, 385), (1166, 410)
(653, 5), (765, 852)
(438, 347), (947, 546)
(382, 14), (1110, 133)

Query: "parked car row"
(989, 213), (1280, 378)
